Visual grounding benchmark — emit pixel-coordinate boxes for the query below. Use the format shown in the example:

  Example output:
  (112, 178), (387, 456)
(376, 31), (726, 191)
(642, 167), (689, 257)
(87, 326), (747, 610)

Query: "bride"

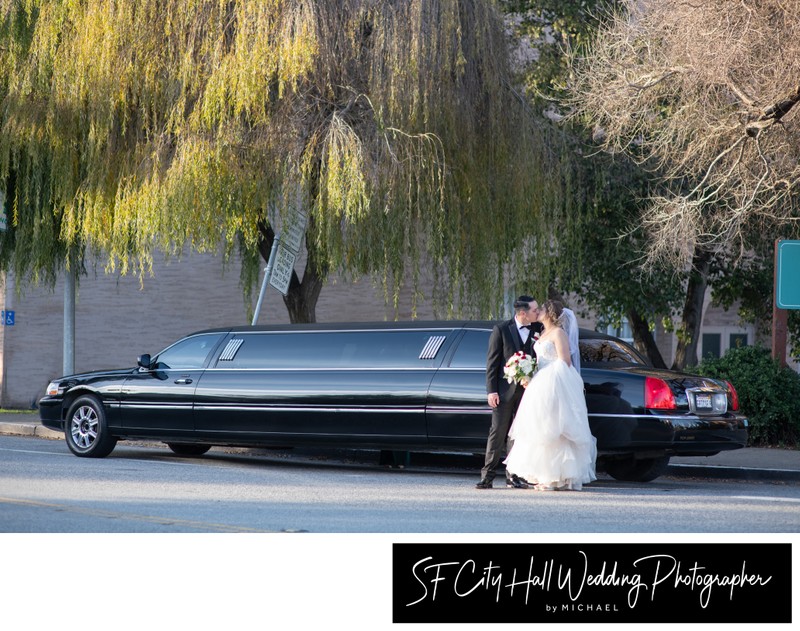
(503, 299), (597, 491)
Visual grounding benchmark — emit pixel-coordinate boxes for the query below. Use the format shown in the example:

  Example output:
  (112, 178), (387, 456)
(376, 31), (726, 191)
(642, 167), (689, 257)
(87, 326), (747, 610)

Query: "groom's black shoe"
(475, 478), (494, 489)
(506, 474), (529, 489)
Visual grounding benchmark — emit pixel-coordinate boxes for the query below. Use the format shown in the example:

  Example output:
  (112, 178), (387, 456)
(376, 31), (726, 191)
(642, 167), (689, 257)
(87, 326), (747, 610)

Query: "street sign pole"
(268, 210), (307, 297)
(251, 235), (280, 326)
(250, 211), (307, 325)
(773, 239), (789, 366)
(64, 259), (76, 376)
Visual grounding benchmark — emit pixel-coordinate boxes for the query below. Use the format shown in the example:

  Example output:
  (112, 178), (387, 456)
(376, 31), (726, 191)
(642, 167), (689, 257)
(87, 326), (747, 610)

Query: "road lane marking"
(0, 447), (73, 456)
(0, 446), (212, 468)
(0, 496), (281, 533)
(730, 495), (800, 504)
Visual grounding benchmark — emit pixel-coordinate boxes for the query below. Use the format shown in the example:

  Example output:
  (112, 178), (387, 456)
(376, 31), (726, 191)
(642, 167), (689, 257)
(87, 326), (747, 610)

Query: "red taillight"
(645, 376), (676, 409)
(726, 380), (739, 411)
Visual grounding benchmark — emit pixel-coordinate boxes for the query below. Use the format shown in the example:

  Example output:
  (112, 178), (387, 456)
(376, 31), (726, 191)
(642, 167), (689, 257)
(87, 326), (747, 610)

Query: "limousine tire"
(167, 443), (211, 456)
(65, 395), (118, 458)
(604, 455), (670, 482)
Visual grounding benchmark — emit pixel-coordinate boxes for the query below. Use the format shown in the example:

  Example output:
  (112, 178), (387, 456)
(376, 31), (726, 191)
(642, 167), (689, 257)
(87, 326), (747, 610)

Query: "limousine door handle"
(174, 377), (193, 385)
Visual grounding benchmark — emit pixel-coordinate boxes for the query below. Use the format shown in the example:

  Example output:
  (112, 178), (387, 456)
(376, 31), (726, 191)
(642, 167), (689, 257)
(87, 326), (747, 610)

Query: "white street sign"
(268, 243), (296, 296)
(252, 208), (307, 319)
(282, 210), (307, 254)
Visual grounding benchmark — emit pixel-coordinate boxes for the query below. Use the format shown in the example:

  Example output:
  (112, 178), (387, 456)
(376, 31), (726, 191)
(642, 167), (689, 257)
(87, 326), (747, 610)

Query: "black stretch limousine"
(39, 321), (748, 482)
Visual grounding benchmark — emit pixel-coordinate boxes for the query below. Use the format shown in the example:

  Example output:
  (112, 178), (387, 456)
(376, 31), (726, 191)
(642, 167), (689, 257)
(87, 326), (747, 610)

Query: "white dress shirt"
(515, 317), (530, 344)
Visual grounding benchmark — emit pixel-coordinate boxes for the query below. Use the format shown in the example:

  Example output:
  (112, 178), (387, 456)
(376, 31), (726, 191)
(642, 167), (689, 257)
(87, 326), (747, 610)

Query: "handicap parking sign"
(1, 310), (14, 325)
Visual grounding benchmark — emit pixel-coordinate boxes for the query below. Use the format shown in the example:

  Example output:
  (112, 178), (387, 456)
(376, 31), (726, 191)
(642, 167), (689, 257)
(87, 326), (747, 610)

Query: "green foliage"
(504, 1), (792, 373)
(500, 0), (621, 101)
(556, 150), (685, 332)
(695, 346), (800, 447)
(502, 0), (685, 363)
(501, 0), (623, 100)
(0, 0), (565, 318)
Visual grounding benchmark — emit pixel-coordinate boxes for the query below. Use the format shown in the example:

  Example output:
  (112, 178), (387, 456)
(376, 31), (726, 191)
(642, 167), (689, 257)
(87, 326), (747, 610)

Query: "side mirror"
(137, 354), (152, 371)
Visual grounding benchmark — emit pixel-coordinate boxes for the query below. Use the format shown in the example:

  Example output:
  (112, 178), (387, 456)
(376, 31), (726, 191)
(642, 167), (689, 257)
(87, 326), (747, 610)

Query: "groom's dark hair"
(513, 295), (535, 311)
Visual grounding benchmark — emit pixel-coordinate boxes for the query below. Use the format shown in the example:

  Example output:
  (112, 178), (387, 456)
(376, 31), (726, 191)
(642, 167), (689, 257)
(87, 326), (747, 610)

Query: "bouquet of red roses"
(503, 350), (536, 386)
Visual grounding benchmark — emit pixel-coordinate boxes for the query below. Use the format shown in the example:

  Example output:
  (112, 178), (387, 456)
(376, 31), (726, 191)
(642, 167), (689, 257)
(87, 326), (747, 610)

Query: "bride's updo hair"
(541, 299), (564, 326)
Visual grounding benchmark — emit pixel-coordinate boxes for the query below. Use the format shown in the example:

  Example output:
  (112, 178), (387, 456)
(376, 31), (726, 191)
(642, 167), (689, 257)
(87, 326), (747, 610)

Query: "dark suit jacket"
(485, 318), (543, 402)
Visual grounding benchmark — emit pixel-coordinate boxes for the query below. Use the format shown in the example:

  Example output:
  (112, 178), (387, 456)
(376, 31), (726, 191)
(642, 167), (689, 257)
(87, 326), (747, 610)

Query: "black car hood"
(56, 367), (139, 383)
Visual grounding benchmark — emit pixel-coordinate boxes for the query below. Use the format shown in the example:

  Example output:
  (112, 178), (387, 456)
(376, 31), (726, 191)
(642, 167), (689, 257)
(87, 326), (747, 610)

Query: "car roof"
(188, 320), (614, 339)
(191, 321), (491, 335)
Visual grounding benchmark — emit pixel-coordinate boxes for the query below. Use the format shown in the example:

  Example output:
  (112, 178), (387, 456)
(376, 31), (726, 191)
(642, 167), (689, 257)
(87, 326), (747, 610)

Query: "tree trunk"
(627, 308), (667, 368)
(283, 253), (325, 323)
(256, 219), (326, 324)
(671, 247), (712, 370)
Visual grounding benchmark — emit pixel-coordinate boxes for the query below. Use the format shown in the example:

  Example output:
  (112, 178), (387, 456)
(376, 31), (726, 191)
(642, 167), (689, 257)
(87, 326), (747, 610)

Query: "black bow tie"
(520, 325), (532, 330)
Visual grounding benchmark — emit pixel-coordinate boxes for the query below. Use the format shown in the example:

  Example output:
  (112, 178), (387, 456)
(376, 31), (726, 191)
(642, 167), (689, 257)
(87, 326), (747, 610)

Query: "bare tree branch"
(746, 84), (800, 136)
(567, 0), (800, 269)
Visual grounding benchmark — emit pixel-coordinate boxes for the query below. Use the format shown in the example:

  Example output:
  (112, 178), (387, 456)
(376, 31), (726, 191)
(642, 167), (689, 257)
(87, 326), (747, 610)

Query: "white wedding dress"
(504, 338), (597, 490)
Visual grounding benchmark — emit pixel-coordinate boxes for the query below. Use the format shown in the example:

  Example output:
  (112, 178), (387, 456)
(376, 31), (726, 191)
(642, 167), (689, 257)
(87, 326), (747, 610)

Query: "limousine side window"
(580, 338), (647, 366)
(449, 330), (491, 368)
(155, 333), (225, 370)
(218, 331), (452, 369)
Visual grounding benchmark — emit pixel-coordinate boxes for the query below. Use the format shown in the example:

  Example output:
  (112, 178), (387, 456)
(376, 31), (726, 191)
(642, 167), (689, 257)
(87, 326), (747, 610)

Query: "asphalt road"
(2, 434), (799, 533)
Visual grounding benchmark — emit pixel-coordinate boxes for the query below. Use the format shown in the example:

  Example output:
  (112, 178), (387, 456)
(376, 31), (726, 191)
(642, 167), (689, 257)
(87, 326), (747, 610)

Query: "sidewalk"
(1, 411), (798, 481)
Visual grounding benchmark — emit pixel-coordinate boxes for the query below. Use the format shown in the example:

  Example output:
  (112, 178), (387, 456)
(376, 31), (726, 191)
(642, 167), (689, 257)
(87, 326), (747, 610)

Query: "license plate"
(695, 394), (713, 409)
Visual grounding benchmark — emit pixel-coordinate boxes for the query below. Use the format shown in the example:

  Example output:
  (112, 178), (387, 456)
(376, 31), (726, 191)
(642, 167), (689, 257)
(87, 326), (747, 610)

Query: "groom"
(476, 296), (543, 489)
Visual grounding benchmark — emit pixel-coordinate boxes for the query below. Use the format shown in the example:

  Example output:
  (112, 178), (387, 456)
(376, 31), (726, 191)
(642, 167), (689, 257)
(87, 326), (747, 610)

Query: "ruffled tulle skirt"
(504, 359), (597, 490)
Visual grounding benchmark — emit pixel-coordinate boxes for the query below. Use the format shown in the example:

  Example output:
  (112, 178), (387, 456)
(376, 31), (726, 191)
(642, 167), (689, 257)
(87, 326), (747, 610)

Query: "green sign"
(776, 240), (800, 309)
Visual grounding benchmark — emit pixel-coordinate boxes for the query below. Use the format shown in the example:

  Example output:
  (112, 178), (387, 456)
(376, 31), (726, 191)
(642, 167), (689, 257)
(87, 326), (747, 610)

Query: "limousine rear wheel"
(65, 395), (118, 458)
(604, 455), (670, 482)
(167, 443), (211, 456)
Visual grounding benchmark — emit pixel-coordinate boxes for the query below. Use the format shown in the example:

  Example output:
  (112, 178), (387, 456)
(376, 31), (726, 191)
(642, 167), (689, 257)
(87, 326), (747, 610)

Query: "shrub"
(694, 345), (800, 447)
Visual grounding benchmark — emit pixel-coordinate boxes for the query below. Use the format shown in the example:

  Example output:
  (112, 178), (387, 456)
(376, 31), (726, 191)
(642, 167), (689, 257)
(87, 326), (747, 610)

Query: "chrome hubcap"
(69, 406), (98, 449)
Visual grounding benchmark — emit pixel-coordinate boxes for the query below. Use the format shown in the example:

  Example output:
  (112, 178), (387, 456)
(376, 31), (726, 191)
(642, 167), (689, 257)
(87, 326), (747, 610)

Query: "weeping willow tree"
(0, 0), (566, 322)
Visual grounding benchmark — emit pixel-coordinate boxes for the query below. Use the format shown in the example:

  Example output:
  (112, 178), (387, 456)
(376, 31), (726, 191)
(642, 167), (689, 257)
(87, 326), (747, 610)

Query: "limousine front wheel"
(604, 455), (670, 482)
(65, 395), (118, 458)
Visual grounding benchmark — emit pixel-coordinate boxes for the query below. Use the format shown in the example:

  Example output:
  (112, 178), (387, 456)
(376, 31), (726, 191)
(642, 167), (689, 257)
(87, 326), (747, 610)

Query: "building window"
(701, 333), (722, 360)
(699, 327), (750, 360)
(729, 333), (748, 350)
(598, 318), (634, 343)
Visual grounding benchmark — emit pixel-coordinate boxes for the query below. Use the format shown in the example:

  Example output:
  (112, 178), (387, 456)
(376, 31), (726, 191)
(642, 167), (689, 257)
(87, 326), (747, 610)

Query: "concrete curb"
(0, 421), (62, 440)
